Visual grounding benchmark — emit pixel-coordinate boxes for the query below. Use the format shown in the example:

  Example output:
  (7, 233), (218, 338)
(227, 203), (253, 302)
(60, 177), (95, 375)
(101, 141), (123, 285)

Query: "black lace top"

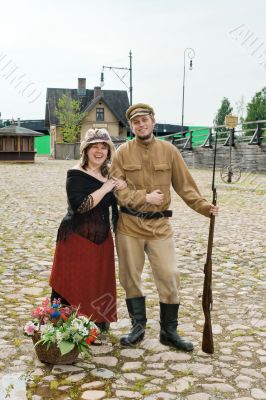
(57, 170), (118, 244)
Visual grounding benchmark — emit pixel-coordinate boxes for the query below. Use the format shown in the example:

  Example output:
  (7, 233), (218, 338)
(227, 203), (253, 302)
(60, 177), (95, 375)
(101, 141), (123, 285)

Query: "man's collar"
(135, 135), (156, 148)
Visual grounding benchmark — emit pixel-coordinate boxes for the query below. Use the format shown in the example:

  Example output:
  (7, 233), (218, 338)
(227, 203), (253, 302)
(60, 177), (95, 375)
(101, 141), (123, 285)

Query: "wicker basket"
(32, 332), (79, 364)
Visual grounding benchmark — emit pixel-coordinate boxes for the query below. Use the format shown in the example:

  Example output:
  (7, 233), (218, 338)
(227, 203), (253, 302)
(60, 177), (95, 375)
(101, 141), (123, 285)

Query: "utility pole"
(101, 50), (133, 105)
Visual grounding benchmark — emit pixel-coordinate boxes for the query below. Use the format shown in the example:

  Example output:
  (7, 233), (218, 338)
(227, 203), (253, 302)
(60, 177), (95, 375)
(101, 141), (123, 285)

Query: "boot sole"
(160, 337), (194, 352)
(120, 333), (145, 346)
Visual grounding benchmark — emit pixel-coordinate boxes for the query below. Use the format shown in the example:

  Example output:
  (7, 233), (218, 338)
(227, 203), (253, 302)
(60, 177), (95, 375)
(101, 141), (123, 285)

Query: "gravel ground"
(0, 158), (265, 400)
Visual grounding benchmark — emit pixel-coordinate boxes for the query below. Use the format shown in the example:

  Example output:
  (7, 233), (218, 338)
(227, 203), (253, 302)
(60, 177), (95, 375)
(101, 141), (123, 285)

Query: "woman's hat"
(80, 128), (115, 156)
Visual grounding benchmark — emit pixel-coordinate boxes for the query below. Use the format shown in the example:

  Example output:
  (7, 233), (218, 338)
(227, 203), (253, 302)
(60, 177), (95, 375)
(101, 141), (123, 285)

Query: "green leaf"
(54, 94), (85, 143)
(80, 343), (90, 357)
(59, 340), (75, 355)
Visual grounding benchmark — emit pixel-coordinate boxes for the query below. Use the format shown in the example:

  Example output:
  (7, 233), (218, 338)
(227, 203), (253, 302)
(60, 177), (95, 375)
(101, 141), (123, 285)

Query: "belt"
(120, 206), (172, 219)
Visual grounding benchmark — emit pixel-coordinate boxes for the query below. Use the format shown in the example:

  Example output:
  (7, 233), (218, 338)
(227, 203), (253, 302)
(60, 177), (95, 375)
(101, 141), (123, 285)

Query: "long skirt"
(49, 231), (117, 322)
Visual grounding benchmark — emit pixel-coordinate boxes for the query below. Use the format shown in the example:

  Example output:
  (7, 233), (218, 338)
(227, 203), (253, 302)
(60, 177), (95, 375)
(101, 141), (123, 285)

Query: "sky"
(0, 0), (265, 126)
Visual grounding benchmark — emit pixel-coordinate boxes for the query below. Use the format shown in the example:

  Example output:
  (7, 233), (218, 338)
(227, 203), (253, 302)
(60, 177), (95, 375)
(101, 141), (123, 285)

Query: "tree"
(55, 95), (85, 143)
(214, 97), (233, 136)
(245, 87), (266, 128)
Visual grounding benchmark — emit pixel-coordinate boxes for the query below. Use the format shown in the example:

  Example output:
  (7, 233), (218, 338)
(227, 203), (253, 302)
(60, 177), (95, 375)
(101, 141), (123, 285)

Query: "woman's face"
(87, 142), (109, 167)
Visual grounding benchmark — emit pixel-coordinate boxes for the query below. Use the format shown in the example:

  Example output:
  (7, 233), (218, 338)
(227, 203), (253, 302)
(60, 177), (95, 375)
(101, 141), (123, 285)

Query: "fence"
(54, 121), (266, 172)
(163, 120), (266, 150)
(54, 143), (80, 160)
(162, 120), (266, 173)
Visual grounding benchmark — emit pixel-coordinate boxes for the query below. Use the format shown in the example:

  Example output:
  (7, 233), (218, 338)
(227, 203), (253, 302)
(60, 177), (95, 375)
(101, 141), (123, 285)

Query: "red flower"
(85, 328), (98, 345)
(61, 313), (68, 321)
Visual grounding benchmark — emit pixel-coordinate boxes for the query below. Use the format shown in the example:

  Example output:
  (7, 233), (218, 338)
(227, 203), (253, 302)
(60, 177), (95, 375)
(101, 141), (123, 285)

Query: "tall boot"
(120, 297), (147, 346)
(95, 322), (110, 333)
(160, 302), (193, 352)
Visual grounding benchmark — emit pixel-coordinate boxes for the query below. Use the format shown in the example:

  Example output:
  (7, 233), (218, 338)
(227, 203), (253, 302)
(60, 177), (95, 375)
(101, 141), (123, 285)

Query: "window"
(96, 108), (104, 121)
(0, 137), (3, 151)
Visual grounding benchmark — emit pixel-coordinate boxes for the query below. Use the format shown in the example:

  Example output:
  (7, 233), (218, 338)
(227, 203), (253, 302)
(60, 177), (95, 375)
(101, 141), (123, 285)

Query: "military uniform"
(110, 103), (211, 351)
(110, 134), (210, 303)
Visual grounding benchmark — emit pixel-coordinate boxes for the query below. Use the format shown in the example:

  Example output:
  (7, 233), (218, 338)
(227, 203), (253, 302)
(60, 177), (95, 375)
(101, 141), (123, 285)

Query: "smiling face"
(86, 142), (109, 168)
(130, 114), (155, 141)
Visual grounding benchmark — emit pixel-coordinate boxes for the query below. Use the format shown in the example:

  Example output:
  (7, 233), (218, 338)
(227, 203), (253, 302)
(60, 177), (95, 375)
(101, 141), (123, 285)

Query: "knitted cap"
(80, 128), (115, 156)
(126, 103), (155, 121)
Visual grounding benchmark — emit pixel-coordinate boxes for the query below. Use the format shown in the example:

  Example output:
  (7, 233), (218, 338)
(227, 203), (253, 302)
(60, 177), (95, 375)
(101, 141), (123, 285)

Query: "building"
(0, 119), (50, 156)
(45, 78), (130, 150)
(0, 121), (44, 162)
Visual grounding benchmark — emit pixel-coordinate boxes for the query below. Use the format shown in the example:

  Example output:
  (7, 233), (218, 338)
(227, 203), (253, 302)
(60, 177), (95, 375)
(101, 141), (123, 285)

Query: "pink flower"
(42, 298), (50, 308)
(61, 307), (71, 316)
(31, 307), (43, 318)
(24, 321), (38, 336)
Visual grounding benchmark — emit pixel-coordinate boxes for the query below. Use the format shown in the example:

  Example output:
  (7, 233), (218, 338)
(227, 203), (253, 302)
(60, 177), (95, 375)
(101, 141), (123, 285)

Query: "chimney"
(77, 78), (86, 96)
(94, 86), (102, 99)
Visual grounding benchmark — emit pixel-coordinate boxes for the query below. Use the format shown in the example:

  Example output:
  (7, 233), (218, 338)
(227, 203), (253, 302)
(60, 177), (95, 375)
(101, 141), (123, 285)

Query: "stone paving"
(0, 158), (265, 400)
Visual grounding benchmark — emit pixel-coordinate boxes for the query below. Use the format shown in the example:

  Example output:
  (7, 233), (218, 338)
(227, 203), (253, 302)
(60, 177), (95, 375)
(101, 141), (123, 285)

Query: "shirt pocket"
(153, 163), (171, 186)
(124, 164), (142, 187)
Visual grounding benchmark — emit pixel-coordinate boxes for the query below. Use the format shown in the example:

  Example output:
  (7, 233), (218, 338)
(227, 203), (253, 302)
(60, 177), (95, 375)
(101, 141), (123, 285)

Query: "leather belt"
(120, 206), (172, 219)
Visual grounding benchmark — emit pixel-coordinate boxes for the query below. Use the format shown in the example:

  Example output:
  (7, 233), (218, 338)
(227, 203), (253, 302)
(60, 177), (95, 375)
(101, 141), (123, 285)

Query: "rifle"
(202, 131), (217, 354)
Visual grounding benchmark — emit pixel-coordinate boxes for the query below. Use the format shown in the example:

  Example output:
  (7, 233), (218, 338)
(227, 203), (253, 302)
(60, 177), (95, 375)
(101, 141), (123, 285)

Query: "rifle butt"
(202, 321), (214, 354)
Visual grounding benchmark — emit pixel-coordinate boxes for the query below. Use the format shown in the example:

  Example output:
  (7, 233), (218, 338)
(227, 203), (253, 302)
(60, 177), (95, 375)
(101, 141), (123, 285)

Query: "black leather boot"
(120, 297), (147, 346)
(95, 322), (110, 333)
(160, 302), (193, 352)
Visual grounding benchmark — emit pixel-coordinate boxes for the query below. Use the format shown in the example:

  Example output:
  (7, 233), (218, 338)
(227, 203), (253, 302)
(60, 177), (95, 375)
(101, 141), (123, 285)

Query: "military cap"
(126, 103), (155, 121)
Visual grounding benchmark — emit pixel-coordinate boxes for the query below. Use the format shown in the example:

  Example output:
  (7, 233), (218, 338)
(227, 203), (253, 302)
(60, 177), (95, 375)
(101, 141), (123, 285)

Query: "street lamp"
(181, 47), (195, 134)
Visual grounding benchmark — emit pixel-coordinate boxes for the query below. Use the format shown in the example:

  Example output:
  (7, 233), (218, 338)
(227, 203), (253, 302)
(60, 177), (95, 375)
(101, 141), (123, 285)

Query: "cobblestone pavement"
(0, 159), (265, 400)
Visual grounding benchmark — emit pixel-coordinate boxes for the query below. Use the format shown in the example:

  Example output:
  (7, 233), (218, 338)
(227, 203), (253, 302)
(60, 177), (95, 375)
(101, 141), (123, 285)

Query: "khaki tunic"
(110, 136), (210, 239)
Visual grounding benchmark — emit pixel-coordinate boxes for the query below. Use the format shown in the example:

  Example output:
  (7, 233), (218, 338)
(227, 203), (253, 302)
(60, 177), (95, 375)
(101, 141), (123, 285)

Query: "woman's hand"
(113, 178), (127, 191)
(102, 179), (117, 193)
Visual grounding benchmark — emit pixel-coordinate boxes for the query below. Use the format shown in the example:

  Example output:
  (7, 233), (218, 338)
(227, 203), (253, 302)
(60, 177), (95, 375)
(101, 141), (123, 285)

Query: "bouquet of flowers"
(24, 298), (99, 362)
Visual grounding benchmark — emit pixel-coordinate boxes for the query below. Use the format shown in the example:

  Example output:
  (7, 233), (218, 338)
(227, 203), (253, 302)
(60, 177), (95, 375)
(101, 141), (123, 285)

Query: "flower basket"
(24, 298), (99, 365)
(32, 332), (79, 364)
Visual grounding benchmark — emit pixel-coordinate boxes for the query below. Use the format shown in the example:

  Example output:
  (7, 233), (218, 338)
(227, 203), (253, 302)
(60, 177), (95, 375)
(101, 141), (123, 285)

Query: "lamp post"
(181, 48), (195, 134)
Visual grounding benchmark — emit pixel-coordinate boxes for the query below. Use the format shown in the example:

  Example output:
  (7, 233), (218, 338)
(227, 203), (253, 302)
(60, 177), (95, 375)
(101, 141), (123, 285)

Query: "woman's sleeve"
(77, 194), (94, 213)
(66, 175), (94, 213)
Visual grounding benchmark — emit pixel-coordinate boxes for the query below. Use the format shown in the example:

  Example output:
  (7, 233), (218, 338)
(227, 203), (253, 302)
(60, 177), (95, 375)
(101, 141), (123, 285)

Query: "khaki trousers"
(115, 232), (180, 304)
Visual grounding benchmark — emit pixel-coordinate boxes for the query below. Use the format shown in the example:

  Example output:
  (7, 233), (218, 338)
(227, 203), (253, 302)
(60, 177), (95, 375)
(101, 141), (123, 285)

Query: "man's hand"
(209, 204), (219, 216)
(146, 190), (164, 205)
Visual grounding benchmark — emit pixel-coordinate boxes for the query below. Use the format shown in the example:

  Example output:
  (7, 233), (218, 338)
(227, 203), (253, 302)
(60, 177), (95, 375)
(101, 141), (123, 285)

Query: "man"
(110, 103), (218, 352)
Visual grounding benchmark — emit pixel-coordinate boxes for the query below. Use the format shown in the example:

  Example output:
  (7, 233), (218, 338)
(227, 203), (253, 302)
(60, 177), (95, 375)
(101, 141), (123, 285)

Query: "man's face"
(130, 115), (155, 141)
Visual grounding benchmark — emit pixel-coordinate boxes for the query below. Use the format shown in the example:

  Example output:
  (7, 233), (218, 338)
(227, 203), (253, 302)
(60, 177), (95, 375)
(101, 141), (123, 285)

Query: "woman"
(49, 128), (126, 332)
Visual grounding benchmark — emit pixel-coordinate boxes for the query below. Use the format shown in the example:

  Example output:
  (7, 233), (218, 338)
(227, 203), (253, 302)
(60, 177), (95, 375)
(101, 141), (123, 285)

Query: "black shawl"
(57, 169), (118, 244)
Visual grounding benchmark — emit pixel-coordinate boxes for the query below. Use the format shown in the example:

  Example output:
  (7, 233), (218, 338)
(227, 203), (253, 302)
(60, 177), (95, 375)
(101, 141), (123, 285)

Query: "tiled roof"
(45, 88), (129, 128)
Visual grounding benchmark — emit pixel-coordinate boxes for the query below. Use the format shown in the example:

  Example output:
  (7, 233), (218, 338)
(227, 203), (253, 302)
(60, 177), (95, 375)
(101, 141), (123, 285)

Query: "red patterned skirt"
(49, 231), (117, 322)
